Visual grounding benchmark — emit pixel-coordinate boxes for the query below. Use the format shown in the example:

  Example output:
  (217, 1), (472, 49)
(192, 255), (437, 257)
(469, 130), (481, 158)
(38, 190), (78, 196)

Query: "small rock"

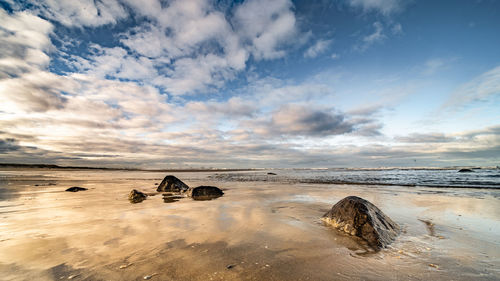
(226, 264), (235, 269)
(267, 172), (277, 175)
(143, 273), (157, 280)
(458, 169), (473, 173)
(119, 263), (133, 269)
(65, 187), (87, 192)
(156, 175), (189, 192)
(429, 263), (439, 269)
(129, 189), (147, 203)
(187, 186), (224, 200)
(68, 274), (79, 279)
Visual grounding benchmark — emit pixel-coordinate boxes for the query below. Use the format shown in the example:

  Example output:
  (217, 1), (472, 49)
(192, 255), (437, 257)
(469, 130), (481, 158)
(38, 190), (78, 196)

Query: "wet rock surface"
(129, 189), (147, 203)
(156, 175), (190, 192)
(65, 187), (87, 192)
(187, 186), (224, 200)
(322, 196), (400, 249)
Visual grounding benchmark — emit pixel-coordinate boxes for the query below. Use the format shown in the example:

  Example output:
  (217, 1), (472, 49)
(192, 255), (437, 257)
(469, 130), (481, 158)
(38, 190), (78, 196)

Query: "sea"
(210, 168), (500, 189)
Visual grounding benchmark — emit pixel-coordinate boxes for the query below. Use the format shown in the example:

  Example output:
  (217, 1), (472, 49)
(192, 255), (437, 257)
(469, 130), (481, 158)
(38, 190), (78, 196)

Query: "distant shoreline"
(0, 163), (495, 172)
(0, 163), (255, 172)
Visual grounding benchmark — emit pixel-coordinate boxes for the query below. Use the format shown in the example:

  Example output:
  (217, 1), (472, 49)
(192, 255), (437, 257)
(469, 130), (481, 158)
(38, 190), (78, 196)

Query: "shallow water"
(0, 168), (499, 280)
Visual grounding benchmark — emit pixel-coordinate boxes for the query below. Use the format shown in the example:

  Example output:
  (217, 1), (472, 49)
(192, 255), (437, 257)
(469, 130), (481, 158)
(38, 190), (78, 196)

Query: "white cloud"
(7, 0), (303, 96)
(304, 39), (333, 58)
(355, 21), (386, 51)
(391, 23), (403, 35)
(422, 58), (451, 75)
(444, 65), (500, 109)
(0, 9), (53, 78)
(364, 22), (385, 45)
(347, 0), (407, 15)
(25, 0), (128, 28)
(234, 0), (298, 60)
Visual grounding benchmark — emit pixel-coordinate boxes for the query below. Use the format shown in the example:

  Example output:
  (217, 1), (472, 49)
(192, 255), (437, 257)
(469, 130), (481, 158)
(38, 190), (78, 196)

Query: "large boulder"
(322, 196), (400, 249)
(129, 189), (147, 203)
(156, 175), (190, 192)
(187, 186), (223, 200)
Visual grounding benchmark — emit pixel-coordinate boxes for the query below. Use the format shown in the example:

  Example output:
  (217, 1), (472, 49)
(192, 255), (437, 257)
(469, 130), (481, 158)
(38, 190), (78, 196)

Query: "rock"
(267, 172), (277, 175)
(322, 196), (400, 249)
(187, 186), (223, 200)
(129, 189), (147, 203)
(156, 175), (189, 192)
(65, 186), (87, 192)
(458, 168), (473, 173)
(226, 264), (235, 269)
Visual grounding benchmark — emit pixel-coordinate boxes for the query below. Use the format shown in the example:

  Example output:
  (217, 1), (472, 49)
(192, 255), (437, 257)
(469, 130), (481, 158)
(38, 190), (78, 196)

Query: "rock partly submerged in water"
(187, 186), (224, 200)
(65, 186), (87, 192)
(156, 175), (190, 192)
(129, 189), (147, 203)
(267, 172), (277, 175)
(458, 168), (474, 173)
(322, 196), (400, 250)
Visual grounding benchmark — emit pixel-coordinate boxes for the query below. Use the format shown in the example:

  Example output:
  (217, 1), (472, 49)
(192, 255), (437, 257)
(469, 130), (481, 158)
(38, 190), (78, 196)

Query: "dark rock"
(226, 264), (235, 269)
(156, 175), (189, 192)
(187, 186), (223, 200)
(129, 189), (147, 203)
(65, 186), (87, 192)
(322, 196), (400, 249)
(458, 169), (474, 173)
(267, 172), (277, 175)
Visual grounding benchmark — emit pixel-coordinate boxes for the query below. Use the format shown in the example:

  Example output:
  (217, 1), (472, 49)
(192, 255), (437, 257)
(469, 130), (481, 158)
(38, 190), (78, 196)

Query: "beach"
(0, 168), (499, 280)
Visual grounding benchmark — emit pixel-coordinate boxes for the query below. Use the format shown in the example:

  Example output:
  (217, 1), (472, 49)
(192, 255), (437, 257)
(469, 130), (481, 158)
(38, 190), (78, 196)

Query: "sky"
(0, 0), (499, 169)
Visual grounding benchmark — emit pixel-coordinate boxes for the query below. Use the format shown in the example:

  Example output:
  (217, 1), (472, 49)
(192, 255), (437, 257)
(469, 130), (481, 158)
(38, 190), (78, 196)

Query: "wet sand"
(0, 169), (499, 280)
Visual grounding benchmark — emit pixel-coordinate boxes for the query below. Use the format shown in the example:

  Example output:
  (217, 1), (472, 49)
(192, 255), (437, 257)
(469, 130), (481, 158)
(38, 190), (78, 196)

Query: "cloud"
(185, 97), (257, 119)
(364, 22), (385, 46)
(248, 104), (354, 137)
(22, 0), (128, 28)
(8, 0), (303, 96)
(0, 71), (73, 113)
(234, 0), (298, 60)
(391, 23), (403, 35)
(421, 57), (456, 75)
(395, 133), (456, 143)
(443, 65), (500, 109)
(0, 9), (53, 78)
(304, 39), (333, 58)
(353, 21), (387, 52)
(347, 0), (408, 16)
(0, 138), (21, 153)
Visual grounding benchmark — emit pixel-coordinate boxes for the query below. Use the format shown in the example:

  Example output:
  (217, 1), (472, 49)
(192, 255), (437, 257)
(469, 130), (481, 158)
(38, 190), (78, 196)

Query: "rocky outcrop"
(129, 189), (147, 203)
(156, 175), (190, 192)
(187, 186), (223, 200)
(458, 169), (474, 173)
(65, 186), (87, 192)
(322, 196), (400, 249)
